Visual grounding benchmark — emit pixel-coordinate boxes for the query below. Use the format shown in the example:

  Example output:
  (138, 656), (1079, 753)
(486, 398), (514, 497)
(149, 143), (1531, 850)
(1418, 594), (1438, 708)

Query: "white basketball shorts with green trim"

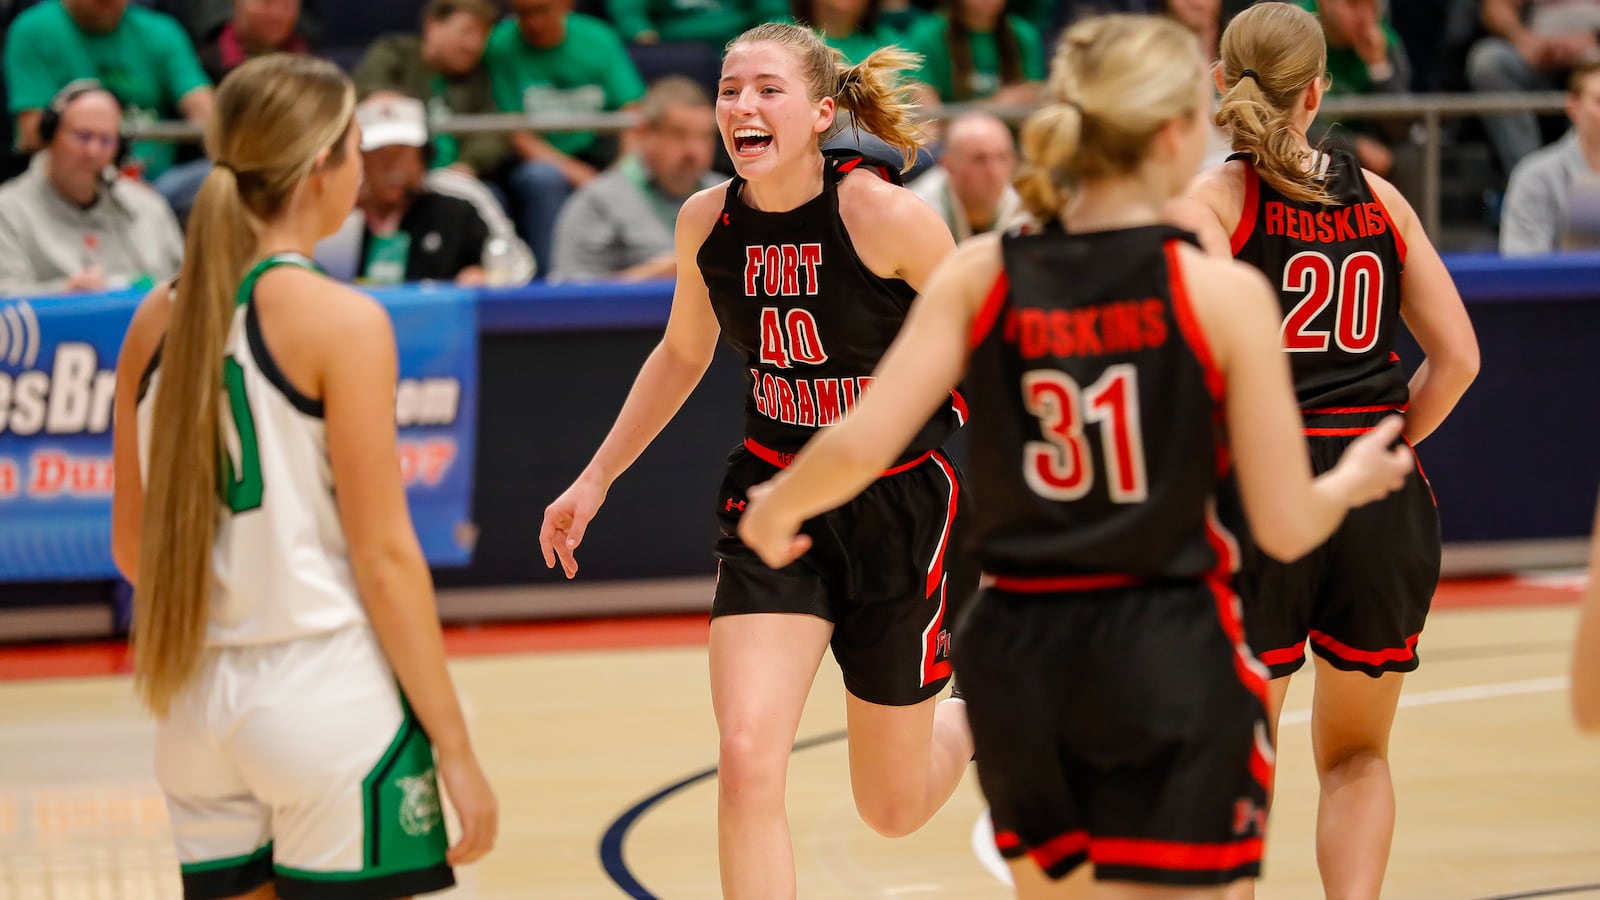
(156, 626), (455, 900)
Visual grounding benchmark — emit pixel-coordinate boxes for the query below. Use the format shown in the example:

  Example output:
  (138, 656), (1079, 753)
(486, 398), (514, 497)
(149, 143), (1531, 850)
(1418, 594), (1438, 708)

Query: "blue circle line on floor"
(598, 729), (849, 898)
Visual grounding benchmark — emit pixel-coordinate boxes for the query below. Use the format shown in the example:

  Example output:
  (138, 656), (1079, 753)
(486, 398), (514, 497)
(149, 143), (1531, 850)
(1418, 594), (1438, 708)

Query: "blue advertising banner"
(0, 285), (478, 582)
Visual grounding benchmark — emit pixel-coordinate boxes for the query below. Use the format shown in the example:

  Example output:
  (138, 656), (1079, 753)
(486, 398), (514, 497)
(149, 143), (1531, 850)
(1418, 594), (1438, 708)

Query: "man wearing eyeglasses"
(0, 85), (184, 297)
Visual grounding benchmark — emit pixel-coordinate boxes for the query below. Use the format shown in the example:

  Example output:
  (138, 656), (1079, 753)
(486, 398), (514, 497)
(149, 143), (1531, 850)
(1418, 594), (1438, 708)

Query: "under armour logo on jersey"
(724, 498), (746, 512)
(1232, 798), (1266, 837)
(722, 212), (731, 226)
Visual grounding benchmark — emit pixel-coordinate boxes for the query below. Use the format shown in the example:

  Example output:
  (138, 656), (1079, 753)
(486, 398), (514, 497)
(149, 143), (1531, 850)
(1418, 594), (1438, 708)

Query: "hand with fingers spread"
(540, 476), (607, 579)
(1328, 415), (1416, 508)
(735, 480), (813, 569)
(437, 747), (498, 866)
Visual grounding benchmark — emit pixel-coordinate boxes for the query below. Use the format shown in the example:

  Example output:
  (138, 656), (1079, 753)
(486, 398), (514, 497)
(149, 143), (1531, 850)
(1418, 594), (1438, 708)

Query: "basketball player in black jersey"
(739, 15), (1416, 898)
(539, 22), (975, 899)
(1168, 4), (1480, 898)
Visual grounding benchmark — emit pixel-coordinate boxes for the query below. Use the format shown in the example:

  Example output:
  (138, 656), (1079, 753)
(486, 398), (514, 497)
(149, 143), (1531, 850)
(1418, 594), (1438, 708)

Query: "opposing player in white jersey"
(110, 55), (496, 900)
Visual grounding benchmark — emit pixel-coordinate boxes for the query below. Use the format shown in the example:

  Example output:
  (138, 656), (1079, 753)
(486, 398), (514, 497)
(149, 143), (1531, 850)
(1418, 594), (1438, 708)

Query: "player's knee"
(853, 788), (926, 838)
(717, 725), (789, 800)
(1314, 740), (1389, 781)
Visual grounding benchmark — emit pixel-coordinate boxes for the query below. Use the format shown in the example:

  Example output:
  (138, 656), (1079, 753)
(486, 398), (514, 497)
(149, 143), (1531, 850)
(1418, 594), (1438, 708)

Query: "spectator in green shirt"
(1295, 0), (1413, 182)
(791, 0), (900, 64)
(354, 0), (509, 181)
(3, 0), (214, 180)
(902, 0), (1044, 104)
(486, 0), (647, 269)
(608, 0), (786, 48)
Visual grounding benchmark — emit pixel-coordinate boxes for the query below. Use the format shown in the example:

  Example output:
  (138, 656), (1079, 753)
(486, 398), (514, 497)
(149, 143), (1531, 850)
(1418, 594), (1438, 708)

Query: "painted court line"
(969, 676), (1571, 886)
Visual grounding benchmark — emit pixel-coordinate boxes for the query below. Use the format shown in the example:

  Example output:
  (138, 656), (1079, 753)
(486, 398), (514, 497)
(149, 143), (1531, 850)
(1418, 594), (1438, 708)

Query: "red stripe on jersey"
(1230, 164), (1260, 256)
(969, 271), (1010, 349)
(837, 156), (862, 175)
(1403, 435), (1436, 506)
(743, 437), (932, 477)
(1302, 403), (1408, 415)
(994, 829), (1023, 852)
(1304, 426), (1378, 436)
(991, 573), (1143, 593)
(1309, 629), (1420, 666)
(1029, 830), (1091, 870)
(924, 451), (960, 598)
(1364, 173), (1408, 265)
(1165, 241), (1225, 404)
(1203, 508), (1274, 794)
(1258, 643), (1307, 666)
(950, 389), (969, 426)
(1091, 836), (1263, 872)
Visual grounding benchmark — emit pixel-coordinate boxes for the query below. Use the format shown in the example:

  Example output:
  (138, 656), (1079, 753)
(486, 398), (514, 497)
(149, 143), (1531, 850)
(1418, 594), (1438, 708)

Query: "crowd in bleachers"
(0, 0), (1595, 297)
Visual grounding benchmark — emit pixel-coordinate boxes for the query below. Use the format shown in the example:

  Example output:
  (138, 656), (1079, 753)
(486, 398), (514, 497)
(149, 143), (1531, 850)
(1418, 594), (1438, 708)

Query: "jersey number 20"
(1280, 250), (1384, 353)
(220, 358), (264, 513)
(1021, 365), (1148, 504)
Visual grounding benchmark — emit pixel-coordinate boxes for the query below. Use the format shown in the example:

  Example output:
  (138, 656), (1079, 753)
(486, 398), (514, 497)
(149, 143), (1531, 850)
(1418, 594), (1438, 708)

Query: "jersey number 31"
(1021, 365), (1148, 504)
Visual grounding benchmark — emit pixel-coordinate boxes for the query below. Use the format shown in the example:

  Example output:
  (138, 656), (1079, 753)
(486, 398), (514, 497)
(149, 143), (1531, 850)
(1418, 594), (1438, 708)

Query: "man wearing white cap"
(316, 94), (533, 284)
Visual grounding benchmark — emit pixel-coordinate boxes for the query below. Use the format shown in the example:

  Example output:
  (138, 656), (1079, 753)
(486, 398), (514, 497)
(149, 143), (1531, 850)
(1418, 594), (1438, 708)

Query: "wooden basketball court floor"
(0, 574), (1595, 900)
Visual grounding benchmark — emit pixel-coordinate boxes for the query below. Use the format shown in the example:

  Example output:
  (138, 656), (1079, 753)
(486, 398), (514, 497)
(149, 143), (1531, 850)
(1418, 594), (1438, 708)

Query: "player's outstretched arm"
(738, 236), (999, 568)
(1185, 248), (1414, 563)
(317, 282), (497, 866)
(1368, 173), (1479, 444)
(539, 185), (726, 578)
(1572, 493), (1600, 731)
(110, 282), (175, 583)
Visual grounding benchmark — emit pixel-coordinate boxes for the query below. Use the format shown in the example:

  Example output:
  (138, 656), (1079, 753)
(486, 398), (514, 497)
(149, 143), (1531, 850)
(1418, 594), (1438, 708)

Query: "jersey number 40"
(1021, 364), (1148, 504)
(1280, 250), (1384, 354)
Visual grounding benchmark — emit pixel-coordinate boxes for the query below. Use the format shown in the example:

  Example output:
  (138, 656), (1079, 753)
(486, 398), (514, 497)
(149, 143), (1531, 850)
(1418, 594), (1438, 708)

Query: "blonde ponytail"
(133, 54), (354, 716)
(1015, 104), (1081, 222)
(1216, 3), (1337, 206)
(1016, 15), (1204, 223)
(834, 45), (926, 172)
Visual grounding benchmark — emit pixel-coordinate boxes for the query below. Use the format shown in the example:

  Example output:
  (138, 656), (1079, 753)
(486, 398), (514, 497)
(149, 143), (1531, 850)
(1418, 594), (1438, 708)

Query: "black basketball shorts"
(1239, 429), (1441, 679)
(712, 439), (977, 706)
(955, 579), (1273, 886)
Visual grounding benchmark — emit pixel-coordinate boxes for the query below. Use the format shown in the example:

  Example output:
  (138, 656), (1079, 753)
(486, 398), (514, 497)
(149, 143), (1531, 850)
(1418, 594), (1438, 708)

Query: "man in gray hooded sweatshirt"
(0, 83), (184, 297)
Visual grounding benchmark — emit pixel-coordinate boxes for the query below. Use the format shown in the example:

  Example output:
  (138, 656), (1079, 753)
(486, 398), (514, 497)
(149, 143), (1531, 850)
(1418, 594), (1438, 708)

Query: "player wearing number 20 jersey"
(1227, 148), (1440, 679)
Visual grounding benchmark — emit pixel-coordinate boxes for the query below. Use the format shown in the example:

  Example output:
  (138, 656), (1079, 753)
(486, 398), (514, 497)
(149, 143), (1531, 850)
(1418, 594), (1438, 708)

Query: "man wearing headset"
(0, 82), (183, 297)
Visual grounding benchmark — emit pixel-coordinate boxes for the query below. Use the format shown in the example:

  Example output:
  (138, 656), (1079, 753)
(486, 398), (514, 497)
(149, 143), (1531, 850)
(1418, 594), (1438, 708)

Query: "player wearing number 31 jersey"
(1170, 4), (1479, 898)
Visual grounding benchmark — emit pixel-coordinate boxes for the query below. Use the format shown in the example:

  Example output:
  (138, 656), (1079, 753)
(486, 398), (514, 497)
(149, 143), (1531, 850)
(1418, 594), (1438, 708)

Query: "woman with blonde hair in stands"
(541, 22), (976, 899)
(1169, 3), (1479, 897)
(736, 13), (1417, 898)
(111, 54), (496, 900)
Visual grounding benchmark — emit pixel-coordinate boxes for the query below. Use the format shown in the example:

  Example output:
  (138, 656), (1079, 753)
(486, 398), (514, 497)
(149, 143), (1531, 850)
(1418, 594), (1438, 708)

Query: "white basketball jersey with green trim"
(137, 254), (366, 646)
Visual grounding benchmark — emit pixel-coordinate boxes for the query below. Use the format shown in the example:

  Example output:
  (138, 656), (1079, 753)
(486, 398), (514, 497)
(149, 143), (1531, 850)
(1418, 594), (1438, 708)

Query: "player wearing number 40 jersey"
(111, 56), (496, 900)
(1169, 4), (1479, 899)
(740, 14), (1417, 898)
(540, 22), (976, 900)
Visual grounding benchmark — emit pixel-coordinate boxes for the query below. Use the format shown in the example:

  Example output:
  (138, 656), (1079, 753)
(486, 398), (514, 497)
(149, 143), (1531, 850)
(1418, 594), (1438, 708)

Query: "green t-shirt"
(1293, 0), (1405, 97)
(485, 13), (647, 158)
(903, 13), (1044, 102)
(607, 0), (787, 47)
(822, 25), (900, 66)
(3, 0), (211, 178)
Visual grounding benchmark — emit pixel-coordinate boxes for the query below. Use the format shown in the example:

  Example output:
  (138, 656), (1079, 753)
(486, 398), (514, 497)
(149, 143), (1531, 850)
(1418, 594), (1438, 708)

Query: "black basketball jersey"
(965, 225), (1234, 582)
(696, 150), (963, 460)
(1229, 150), (1409, 412)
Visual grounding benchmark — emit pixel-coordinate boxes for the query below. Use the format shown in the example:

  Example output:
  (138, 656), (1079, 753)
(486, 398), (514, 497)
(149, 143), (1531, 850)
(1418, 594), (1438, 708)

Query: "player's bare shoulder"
(677, 179), (734, 246)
